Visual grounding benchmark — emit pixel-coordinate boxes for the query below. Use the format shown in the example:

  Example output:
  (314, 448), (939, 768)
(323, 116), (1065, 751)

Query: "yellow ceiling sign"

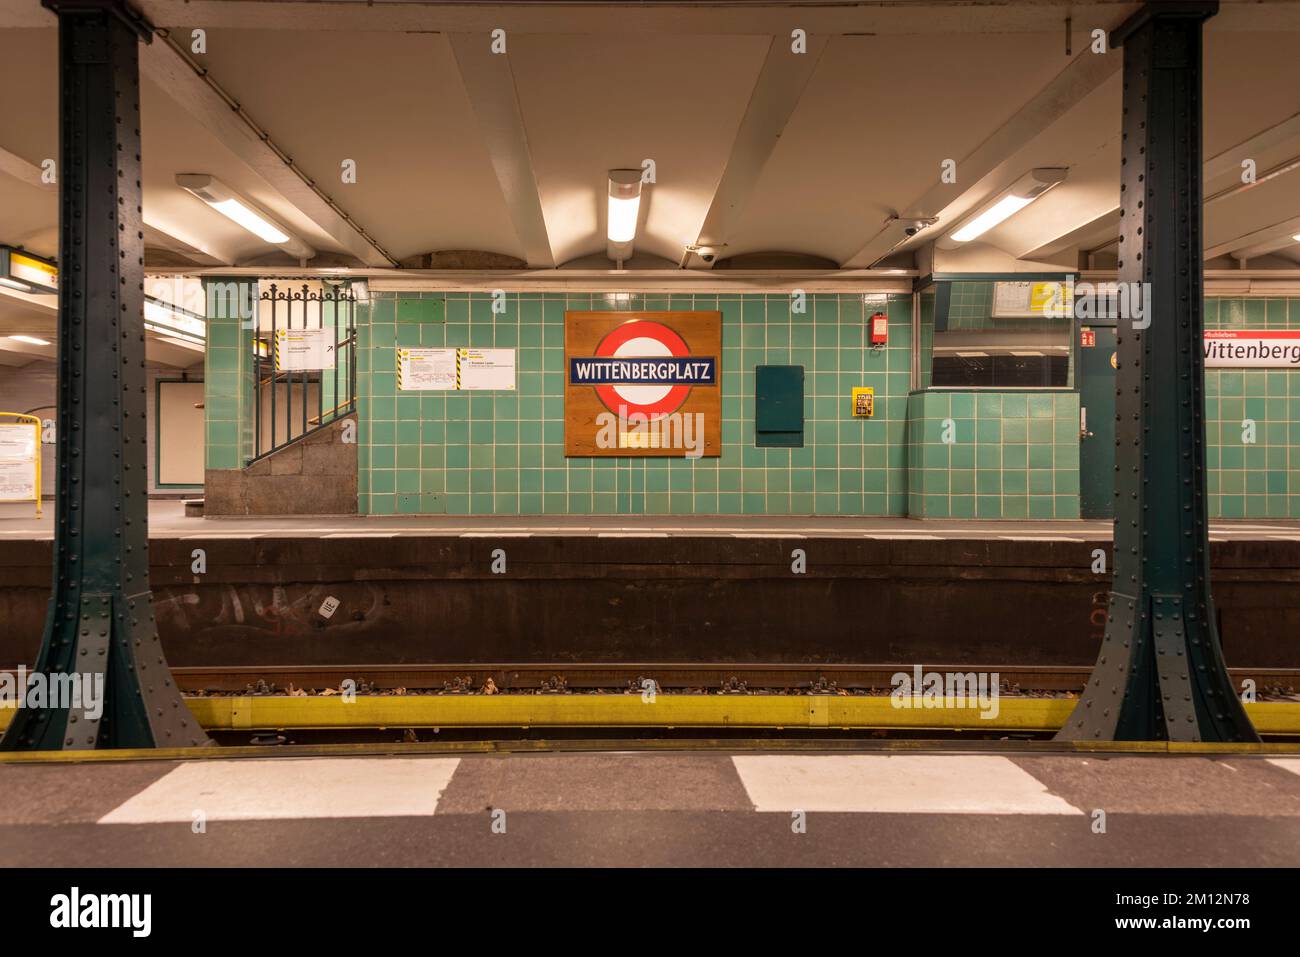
(0, 246), (58, 294)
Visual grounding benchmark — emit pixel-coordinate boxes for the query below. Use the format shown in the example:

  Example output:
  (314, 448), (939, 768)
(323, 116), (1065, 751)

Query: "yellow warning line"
(2, 696), (1298, 735)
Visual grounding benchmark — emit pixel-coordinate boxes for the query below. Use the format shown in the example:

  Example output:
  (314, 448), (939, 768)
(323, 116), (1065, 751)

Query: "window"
(925, 280), (1073, 389)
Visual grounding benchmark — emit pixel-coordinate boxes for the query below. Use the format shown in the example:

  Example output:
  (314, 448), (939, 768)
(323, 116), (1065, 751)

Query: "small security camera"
(694, 245), (717, 263)
(899, 217), (938, 238)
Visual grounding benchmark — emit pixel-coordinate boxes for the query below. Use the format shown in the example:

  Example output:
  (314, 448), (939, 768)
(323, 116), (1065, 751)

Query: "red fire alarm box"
(869, 312), (889, 345)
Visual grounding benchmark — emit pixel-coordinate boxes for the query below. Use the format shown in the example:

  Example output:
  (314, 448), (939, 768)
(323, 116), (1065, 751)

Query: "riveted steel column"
(1059, 1), (1257, 742)
(0, 1), (210, 750)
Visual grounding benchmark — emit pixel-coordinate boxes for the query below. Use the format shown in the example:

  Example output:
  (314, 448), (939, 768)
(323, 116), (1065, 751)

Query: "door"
(1078, 325), (1117, 518)
(157, 380), (206, 487)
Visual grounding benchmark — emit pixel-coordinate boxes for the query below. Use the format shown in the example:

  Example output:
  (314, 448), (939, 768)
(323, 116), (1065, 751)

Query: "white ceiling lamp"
(8, 335), (50, 346)
(949, 169), (1068, 243)
(176, 174), (315, 259)
(155, 336), (205, 353)
(606, 169), (643, 267)
(144, 297), (205, 350)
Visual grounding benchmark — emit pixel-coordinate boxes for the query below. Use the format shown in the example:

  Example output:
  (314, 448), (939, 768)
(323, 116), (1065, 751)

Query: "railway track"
(164, 663), (1300, 695)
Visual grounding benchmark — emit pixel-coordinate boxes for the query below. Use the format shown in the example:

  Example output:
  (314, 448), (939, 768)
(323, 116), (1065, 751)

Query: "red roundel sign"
(592, 320), (692, 420)
(564, 310), (721, 458)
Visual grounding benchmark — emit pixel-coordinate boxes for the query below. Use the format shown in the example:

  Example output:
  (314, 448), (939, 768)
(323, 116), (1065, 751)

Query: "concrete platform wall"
(1, 536), (1296, 669)
(204, 414), (357, 516)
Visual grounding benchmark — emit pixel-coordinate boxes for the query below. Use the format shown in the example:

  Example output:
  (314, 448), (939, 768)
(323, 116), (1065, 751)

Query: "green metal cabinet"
(755, 365), (804, 448)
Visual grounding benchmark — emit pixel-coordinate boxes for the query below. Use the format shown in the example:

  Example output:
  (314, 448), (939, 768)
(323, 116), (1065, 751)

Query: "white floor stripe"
(731, 755), (1083, 815)
(1267, 758), (1300, 778)
(98, 758), (460, 823)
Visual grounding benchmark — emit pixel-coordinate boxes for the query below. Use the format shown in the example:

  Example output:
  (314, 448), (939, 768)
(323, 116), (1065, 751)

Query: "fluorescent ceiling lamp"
(9, 334), (50, 346)
(210, 199), (290, 244)
(949, 168), (1068, 243)
(1293, 234), (1300, 242)
(606, 170), (643, 264)
(154, 335), (205, 353)
(145, 299), (206, 341)
(176, 174), (314, 259)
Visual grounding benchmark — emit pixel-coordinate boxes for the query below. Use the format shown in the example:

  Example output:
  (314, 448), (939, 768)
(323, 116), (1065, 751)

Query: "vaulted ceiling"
(3, 0), (1300, 363)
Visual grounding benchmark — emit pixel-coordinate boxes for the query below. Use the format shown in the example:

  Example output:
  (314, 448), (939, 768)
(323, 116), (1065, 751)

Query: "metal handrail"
(248, 283), (357, 465)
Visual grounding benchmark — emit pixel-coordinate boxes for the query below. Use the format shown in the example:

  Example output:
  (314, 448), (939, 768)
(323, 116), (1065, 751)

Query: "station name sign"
(1204, 330), (1300, 367)
(564, 311), (721, 458)
(569, 357), (717, 385)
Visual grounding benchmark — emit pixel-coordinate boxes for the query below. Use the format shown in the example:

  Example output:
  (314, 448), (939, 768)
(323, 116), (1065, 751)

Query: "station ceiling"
(2, 0), (1300, 363)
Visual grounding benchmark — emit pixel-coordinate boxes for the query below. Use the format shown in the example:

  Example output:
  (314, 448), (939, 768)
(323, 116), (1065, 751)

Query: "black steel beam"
(0, 1), (209, 749)
(1059, 1), (1258, 742)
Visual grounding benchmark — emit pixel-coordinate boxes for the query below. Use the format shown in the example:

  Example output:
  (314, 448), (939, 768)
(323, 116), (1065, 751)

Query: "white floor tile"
(732, 755), (1083, 815)
(98, 758), (460, 823)
(1267, 758), (1300, 777)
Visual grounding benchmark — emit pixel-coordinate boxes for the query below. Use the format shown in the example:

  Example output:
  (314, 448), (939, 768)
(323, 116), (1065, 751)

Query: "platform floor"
(5, 501), (1300, 541)
(1, 749), (1297, 866)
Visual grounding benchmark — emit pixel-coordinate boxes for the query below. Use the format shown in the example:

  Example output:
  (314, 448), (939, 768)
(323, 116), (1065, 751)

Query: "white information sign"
(1204, 331), (1300, 367)
(397, 348), (517, 391)
(275, 327), (335, 371)
(397, 348), (458, 391)
(458, 348), (516, 391)
(0, 423), (38, 502)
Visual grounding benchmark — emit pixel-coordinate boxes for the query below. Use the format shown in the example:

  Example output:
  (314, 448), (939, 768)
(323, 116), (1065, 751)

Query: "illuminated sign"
(0, 246), (57, 294)
(565, 311), (720, 457)
(1204, 330), (1300, 367)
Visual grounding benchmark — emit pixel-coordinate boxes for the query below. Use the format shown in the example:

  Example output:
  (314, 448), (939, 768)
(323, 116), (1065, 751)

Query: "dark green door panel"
(1079, 327), (1117, 518)
(755, 365), (804, 448)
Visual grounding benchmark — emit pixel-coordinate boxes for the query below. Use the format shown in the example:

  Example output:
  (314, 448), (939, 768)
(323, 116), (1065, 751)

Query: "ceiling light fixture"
(949, 168), (1068, 243)
(144, 297), (205, 347)
(176, 174), (314, 259)
(155, 336), (206, 353)
(9, 335), (51, 346)
(606, 169), (643, 266)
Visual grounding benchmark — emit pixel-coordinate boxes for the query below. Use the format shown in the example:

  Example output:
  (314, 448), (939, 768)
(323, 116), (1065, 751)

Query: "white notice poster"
(458, 348), (516, 390)
(991, 281), (1073, 319)
(397, 348), (458, 391)
(275, 327), (335, 371)
(0, 423), (38, 501)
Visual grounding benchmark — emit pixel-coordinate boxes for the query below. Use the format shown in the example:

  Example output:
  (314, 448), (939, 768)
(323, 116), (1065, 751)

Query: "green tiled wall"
(1206, 297), (1300, 518)
(202, 278), (256, 470)
(906, 390), (1080, 519)
(356, 292), (913, 516)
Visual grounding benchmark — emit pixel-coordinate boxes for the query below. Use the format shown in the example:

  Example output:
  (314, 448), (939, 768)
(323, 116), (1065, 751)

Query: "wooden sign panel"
(565, 311), (721, 457)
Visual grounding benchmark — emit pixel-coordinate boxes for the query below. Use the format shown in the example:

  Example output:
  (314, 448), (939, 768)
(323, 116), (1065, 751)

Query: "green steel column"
(1, 1), (210, 750)
(1059, 1), (1257, 743)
